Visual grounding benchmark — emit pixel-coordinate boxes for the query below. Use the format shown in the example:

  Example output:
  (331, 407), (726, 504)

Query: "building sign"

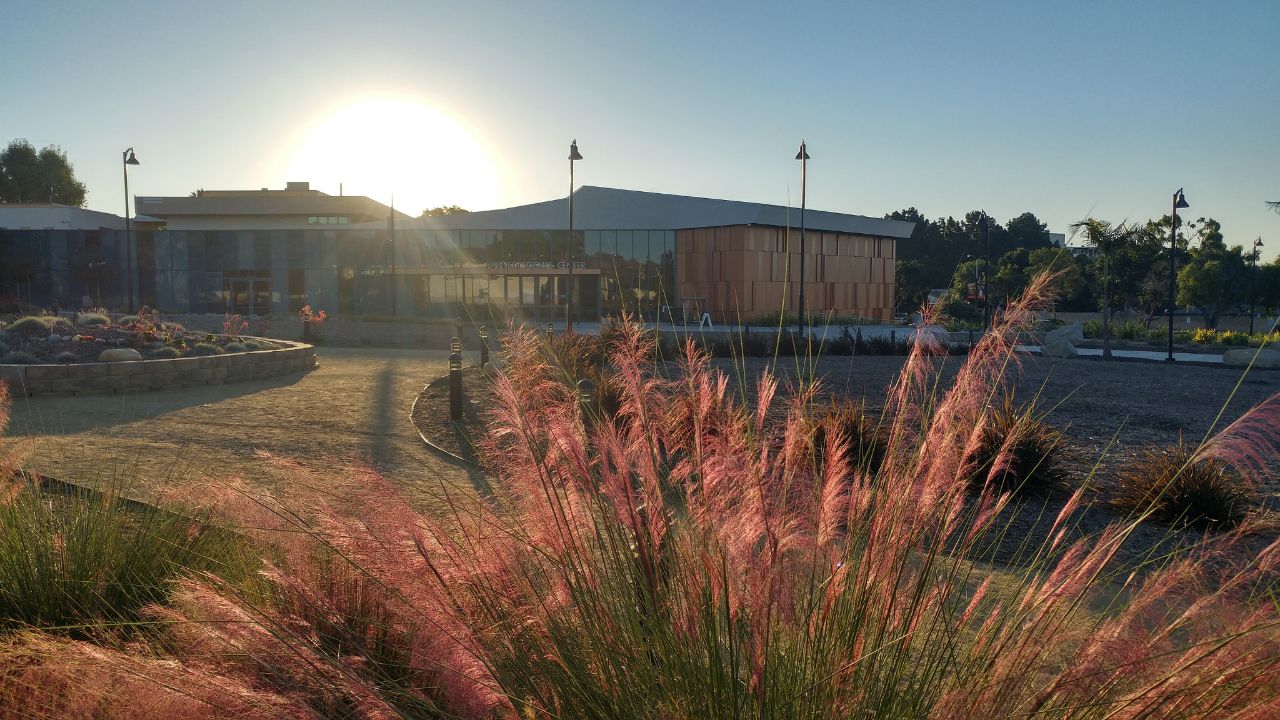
(486, 261), (586, 270)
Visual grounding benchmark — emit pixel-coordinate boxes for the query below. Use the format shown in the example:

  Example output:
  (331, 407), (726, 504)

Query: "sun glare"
(286, 97), (500, 216)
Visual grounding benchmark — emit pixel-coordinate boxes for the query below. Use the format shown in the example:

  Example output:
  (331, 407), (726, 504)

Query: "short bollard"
(450, 335), (461, 356)
(302, 318), (312, 342)
(449, 349), (463, 421)
(546, 322), (554, 342)
(479, 326), (489, 368)
(576, 378), (594, 424)
(455, 317), (464, 347)
(890, 330), (897, 348)
(968, 328), (975, 346)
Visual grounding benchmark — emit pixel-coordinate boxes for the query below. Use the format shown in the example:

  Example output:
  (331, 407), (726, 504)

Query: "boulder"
(915, 324), (951, 350)
(1039, 322), (1082, 358)
(1047, 322), (1085, 344)
(1222, 348), (1280, 368)
(98, 348), (143, 362)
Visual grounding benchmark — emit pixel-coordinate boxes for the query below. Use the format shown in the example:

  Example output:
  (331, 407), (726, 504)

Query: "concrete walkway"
(3, 347), (471, 503)
(1016, 345), (1225, 363)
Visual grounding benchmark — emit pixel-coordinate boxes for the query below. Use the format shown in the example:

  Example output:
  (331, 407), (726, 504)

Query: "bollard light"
(450, 335), (461, 355)
(547, 321), (554, 342)
(449, 348), (463, 420)
(479, 325), (489, 368)
(576, 378), (595, 425)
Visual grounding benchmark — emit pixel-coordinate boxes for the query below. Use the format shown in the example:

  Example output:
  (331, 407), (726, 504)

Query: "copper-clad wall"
(675, 225), (896, 323)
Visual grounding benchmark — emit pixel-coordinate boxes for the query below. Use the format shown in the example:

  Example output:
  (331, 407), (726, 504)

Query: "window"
(307, 216), (349, 225)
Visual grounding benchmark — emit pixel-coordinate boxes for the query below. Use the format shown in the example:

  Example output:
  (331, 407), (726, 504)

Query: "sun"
(286, 97), (500, 216)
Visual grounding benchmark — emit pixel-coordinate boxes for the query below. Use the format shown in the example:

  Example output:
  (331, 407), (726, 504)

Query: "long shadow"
(4, 370), (313, 438)
(369, 364), (395, 469)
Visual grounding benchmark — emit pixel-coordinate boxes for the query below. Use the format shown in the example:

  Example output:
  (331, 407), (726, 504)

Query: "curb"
(408, 372), (480, 470)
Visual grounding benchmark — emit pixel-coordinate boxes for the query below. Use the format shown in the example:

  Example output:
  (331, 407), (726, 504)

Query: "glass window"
(585, 231), (600, 257)
(615, 231), (632, 265)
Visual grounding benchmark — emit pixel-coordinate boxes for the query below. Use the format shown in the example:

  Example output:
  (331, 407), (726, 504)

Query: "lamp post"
(795, 140), (810, 337)
(122, 148), (140, 313)
(566, 140), (583, 332)
(1167, 188), (1189, 362)
(1249, 237), (1264, 336)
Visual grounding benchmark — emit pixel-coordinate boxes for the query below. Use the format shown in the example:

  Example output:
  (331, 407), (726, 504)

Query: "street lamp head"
(568, 140), (582, 161)
(1254, 237), (1264, 249)
(123, 148), (139, 165)
(1174, 188), (1188, 209)
(795, 140), (809, 161)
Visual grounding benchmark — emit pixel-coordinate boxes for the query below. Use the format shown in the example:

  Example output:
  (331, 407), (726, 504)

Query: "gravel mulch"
(414, 351), (1280, 567)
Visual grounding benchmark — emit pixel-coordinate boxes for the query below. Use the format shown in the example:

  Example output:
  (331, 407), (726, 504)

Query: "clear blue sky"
(3, 0), (1277, 260)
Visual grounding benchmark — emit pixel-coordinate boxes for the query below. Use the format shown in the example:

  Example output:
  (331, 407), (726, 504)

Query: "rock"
(915, 324), (951, 350)
(1040, 323), (1082, 358)
(1047, 322), (1085, 344)
(1222, 348), (1280, 368)
(98, 348), (142, 362)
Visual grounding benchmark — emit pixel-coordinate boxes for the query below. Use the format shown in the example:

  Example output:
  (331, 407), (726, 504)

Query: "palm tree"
(1069, 218), (1135, 360)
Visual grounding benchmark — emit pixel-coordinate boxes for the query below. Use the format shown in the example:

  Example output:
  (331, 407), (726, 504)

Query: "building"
(1, 185), (913, 322)
(0, 203), (157, 231)
(414, 186), (912, 323)
(137, 182), (411, 230)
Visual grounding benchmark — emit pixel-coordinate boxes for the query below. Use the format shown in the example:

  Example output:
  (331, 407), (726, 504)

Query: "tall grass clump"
(6, 274), (1280, 718)
(1112, 444), (1255, 529)
(961, 393), (1067, 497)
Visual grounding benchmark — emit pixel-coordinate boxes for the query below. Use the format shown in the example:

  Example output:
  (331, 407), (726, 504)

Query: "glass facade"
(0, 226), (678, 321)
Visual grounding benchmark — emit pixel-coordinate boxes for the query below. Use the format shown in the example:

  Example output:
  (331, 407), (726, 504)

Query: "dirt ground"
(414, 350), (1280, 566)
(3, 347), (480, 505)
(761, 353), (1280, 496)
(417, 353), (1279, 491)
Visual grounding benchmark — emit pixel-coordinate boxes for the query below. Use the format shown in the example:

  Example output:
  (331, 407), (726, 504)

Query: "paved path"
(3, 347), (473, 503)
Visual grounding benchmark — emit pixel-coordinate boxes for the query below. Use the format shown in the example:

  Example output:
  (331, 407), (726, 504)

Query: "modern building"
(0, 185), (913, 322)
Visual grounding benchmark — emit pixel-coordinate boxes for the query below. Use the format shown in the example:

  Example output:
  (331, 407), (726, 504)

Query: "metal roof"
(408, 186), (914, 238)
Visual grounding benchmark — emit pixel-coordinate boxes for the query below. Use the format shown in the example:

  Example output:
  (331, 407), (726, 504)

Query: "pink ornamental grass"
(7, 272), (1280, 718)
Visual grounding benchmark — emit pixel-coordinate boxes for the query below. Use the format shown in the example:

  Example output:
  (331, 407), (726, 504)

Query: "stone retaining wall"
(0, 338), (317, 397)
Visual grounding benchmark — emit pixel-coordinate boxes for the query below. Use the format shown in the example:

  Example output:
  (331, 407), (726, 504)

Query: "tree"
(1070, 218), (1135, 359)
(1026, 247), (1087, 310)
(0, 138), (87, 206)
(1176, 218), (1247, 329)
(1005, 212), (1052, 252)
(894, 259), (928, 312)
(421, 205), (469, 218)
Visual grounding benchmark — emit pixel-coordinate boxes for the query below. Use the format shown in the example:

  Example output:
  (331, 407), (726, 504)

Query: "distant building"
(136, 181), (410, 230)
(0, 203), (161, 231)
(1, 185), (914, 322)
(1048, 232), (1066, 248)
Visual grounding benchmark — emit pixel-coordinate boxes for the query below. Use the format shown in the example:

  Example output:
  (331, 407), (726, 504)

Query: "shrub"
(223, 342), (247, 353)
(53, 351), (77, 364)
(5, 316), (50, 335)
(75, 312), (110, 326)
(1082, 319), (1101, 338)
(813, 398), (887, 473)
(188, 342), (224, 356)
(1112, 444), (1254, 529)
(961, 394), (1067, 497)
(0, 481), (247, 634)
(0, 351), (38, 365)
(148, 346), (180, 359)
(116, 315), (139, 325)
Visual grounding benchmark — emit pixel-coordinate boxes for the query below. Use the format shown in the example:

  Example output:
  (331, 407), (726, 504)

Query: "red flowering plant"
(223, 313), (248, 342)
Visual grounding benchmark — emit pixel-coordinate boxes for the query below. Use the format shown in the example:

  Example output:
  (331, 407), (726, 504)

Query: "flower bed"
(0, 338), (316, 397)
(0, 311), (316, 396)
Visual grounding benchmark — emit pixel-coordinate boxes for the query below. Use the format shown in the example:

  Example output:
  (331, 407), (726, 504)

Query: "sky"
(2, 0), (1277, 261)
